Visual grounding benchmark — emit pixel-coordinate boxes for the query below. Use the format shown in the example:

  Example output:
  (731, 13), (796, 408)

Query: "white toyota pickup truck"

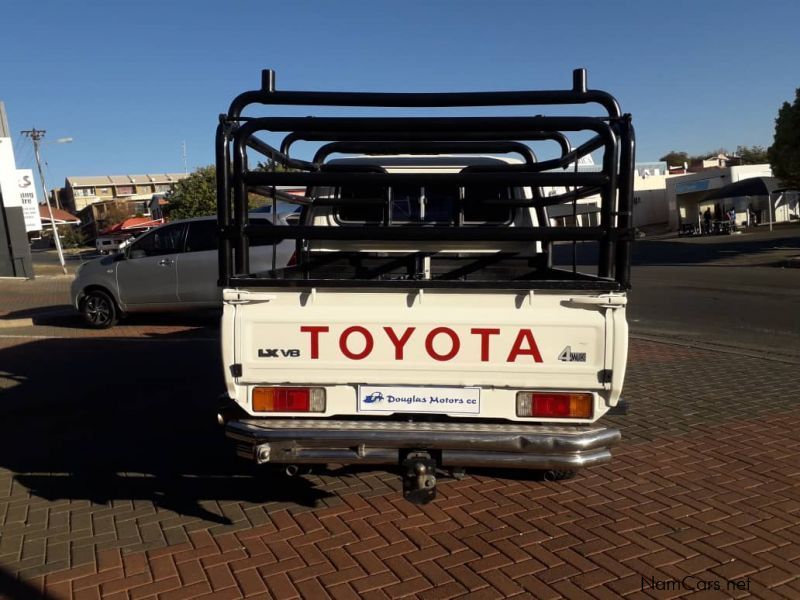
(215, 69), (634, 503)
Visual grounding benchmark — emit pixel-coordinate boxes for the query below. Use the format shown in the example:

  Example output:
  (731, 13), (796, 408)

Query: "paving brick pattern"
(1, 276), (799, 598)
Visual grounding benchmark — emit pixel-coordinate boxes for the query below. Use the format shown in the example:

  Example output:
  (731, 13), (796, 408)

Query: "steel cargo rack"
(216, 68), (635, 291)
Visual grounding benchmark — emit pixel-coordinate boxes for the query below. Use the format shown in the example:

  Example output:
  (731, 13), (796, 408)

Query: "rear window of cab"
(335, 185), (516, 225)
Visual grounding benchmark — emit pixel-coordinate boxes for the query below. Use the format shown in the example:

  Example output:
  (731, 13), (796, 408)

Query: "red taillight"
(516, 392), (593, 419)
(252, 387), (325, 412)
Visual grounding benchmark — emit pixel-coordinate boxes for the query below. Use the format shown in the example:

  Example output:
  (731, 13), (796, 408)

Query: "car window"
(185, 220), (218, 253)
(391, 186), (421, 222)
(336, 185), (386, 224)
(335, 185), (470, 225)
(423, 186), (457, 224)
(463, 185), (516, 224)
(129, 223), (186, 258)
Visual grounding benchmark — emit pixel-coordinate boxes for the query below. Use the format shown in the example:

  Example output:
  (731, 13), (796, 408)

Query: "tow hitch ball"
(402, 452), (437, 505)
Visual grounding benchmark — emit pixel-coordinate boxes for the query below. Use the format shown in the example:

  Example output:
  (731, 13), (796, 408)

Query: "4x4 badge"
(558, 346), (587, 362)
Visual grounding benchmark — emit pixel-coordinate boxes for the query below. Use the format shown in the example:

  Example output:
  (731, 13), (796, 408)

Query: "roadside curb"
(0, 318), (34, 328)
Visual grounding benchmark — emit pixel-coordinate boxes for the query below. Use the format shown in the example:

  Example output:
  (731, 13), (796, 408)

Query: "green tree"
(257, 158), (293, 172)
(659, 151), (689, 167)
(736, 145), (769, 165)
(58, 225), (86, 248)
(166, 164), (282, 218)
(100, 201), (132, 231)
(166, 165), (217, 219)
(768, 88), (800, 188)
(705, 147), (729, 158)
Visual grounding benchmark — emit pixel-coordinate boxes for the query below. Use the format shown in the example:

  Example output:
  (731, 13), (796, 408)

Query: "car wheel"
(81, 290), (118, 328)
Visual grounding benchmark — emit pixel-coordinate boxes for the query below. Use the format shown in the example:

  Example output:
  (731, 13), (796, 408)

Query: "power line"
(13, 132), (35, 168)
(17, 143), (34, 169)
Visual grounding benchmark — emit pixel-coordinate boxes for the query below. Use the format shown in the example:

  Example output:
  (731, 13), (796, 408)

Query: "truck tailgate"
(224, 288), (626, 417)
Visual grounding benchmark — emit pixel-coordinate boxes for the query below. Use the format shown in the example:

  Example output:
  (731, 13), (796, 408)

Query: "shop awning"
(700, 177), (777, 202)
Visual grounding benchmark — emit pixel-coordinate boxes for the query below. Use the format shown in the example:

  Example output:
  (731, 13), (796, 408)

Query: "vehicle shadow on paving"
(0, 334), (332, 525)
(1, 305), (221, 332)
(325, 462), (565, 485)
(0, 564), (57, 600)
(0, 305), (80, 325)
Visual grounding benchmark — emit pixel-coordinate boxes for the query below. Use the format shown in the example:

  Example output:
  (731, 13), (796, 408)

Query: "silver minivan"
(71, 214), (294, 328)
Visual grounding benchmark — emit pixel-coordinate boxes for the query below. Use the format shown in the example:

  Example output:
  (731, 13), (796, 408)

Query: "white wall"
(730, 164), (772, 182)
(632, 174), (668, 227)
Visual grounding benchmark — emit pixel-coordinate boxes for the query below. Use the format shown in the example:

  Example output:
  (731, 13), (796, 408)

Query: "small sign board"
(675, 179), (712, 194)
(0, 137), (23, 209)
(17, 170), (42, 232)
(357, 385), (480, 415)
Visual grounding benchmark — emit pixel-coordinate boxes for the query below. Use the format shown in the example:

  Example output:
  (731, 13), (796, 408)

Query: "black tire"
(81, 289), (118, 329)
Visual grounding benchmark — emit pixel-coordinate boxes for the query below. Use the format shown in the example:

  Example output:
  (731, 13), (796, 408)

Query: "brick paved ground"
(1, 275), (799, 599)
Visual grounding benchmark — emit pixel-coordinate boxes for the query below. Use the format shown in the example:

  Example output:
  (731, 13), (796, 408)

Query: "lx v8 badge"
(258, 348), (301, 358)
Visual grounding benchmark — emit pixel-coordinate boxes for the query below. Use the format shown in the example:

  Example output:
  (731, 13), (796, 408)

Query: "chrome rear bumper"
(225, 418), (621, 471)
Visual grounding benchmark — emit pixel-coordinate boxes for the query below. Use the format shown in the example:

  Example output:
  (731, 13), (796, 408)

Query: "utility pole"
(0, 102), (9, 137)
(21, 128), (67, 274)
(182, 140), (188, 174)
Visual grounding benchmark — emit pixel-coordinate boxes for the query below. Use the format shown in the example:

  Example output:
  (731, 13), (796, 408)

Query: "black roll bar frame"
(216, 69), (634, 291)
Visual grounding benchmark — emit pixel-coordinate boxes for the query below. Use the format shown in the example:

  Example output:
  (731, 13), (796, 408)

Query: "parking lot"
(1, 249), (799, 599)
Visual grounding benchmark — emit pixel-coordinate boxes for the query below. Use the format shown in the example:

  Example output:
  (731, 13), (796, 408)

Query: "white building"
(664, 164), (797, 230)
(60, 173), (188, 212)
(545, 161), (670, 229)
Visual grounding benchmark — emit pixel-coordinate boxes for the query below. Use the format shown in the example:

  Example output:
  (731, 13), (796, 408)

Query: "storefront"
(666, 165), (777, 231)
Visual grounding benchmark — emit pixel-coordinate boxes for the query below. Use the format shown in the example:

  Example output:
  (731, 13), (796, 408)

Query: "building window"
(155, 184), (172, 193)
(75, 187), (96, 197)
(137, 185), (153, 194)
(116, 185), (134, 196)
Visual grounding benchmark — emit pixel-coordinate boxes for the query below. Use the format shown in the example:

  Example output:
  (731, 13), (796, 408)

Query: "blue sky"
(2, 0), (799, 197)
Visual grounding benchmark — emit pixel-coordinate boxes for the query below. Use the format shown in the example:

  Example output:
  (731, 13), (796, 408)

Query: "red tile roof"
(39, 205), (80, 224)
(103, 217), (164, 233)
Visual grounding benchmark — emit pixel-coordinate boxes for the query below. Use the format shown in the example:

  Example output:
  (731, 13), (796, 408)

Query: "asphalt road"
(628, 265), (800, 359)
(551, 225), (800, 359)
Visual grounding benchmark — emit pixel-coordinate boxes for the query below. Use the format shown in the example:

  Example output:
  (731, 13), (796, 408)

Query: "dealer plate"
(357, 385), (480, 414)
